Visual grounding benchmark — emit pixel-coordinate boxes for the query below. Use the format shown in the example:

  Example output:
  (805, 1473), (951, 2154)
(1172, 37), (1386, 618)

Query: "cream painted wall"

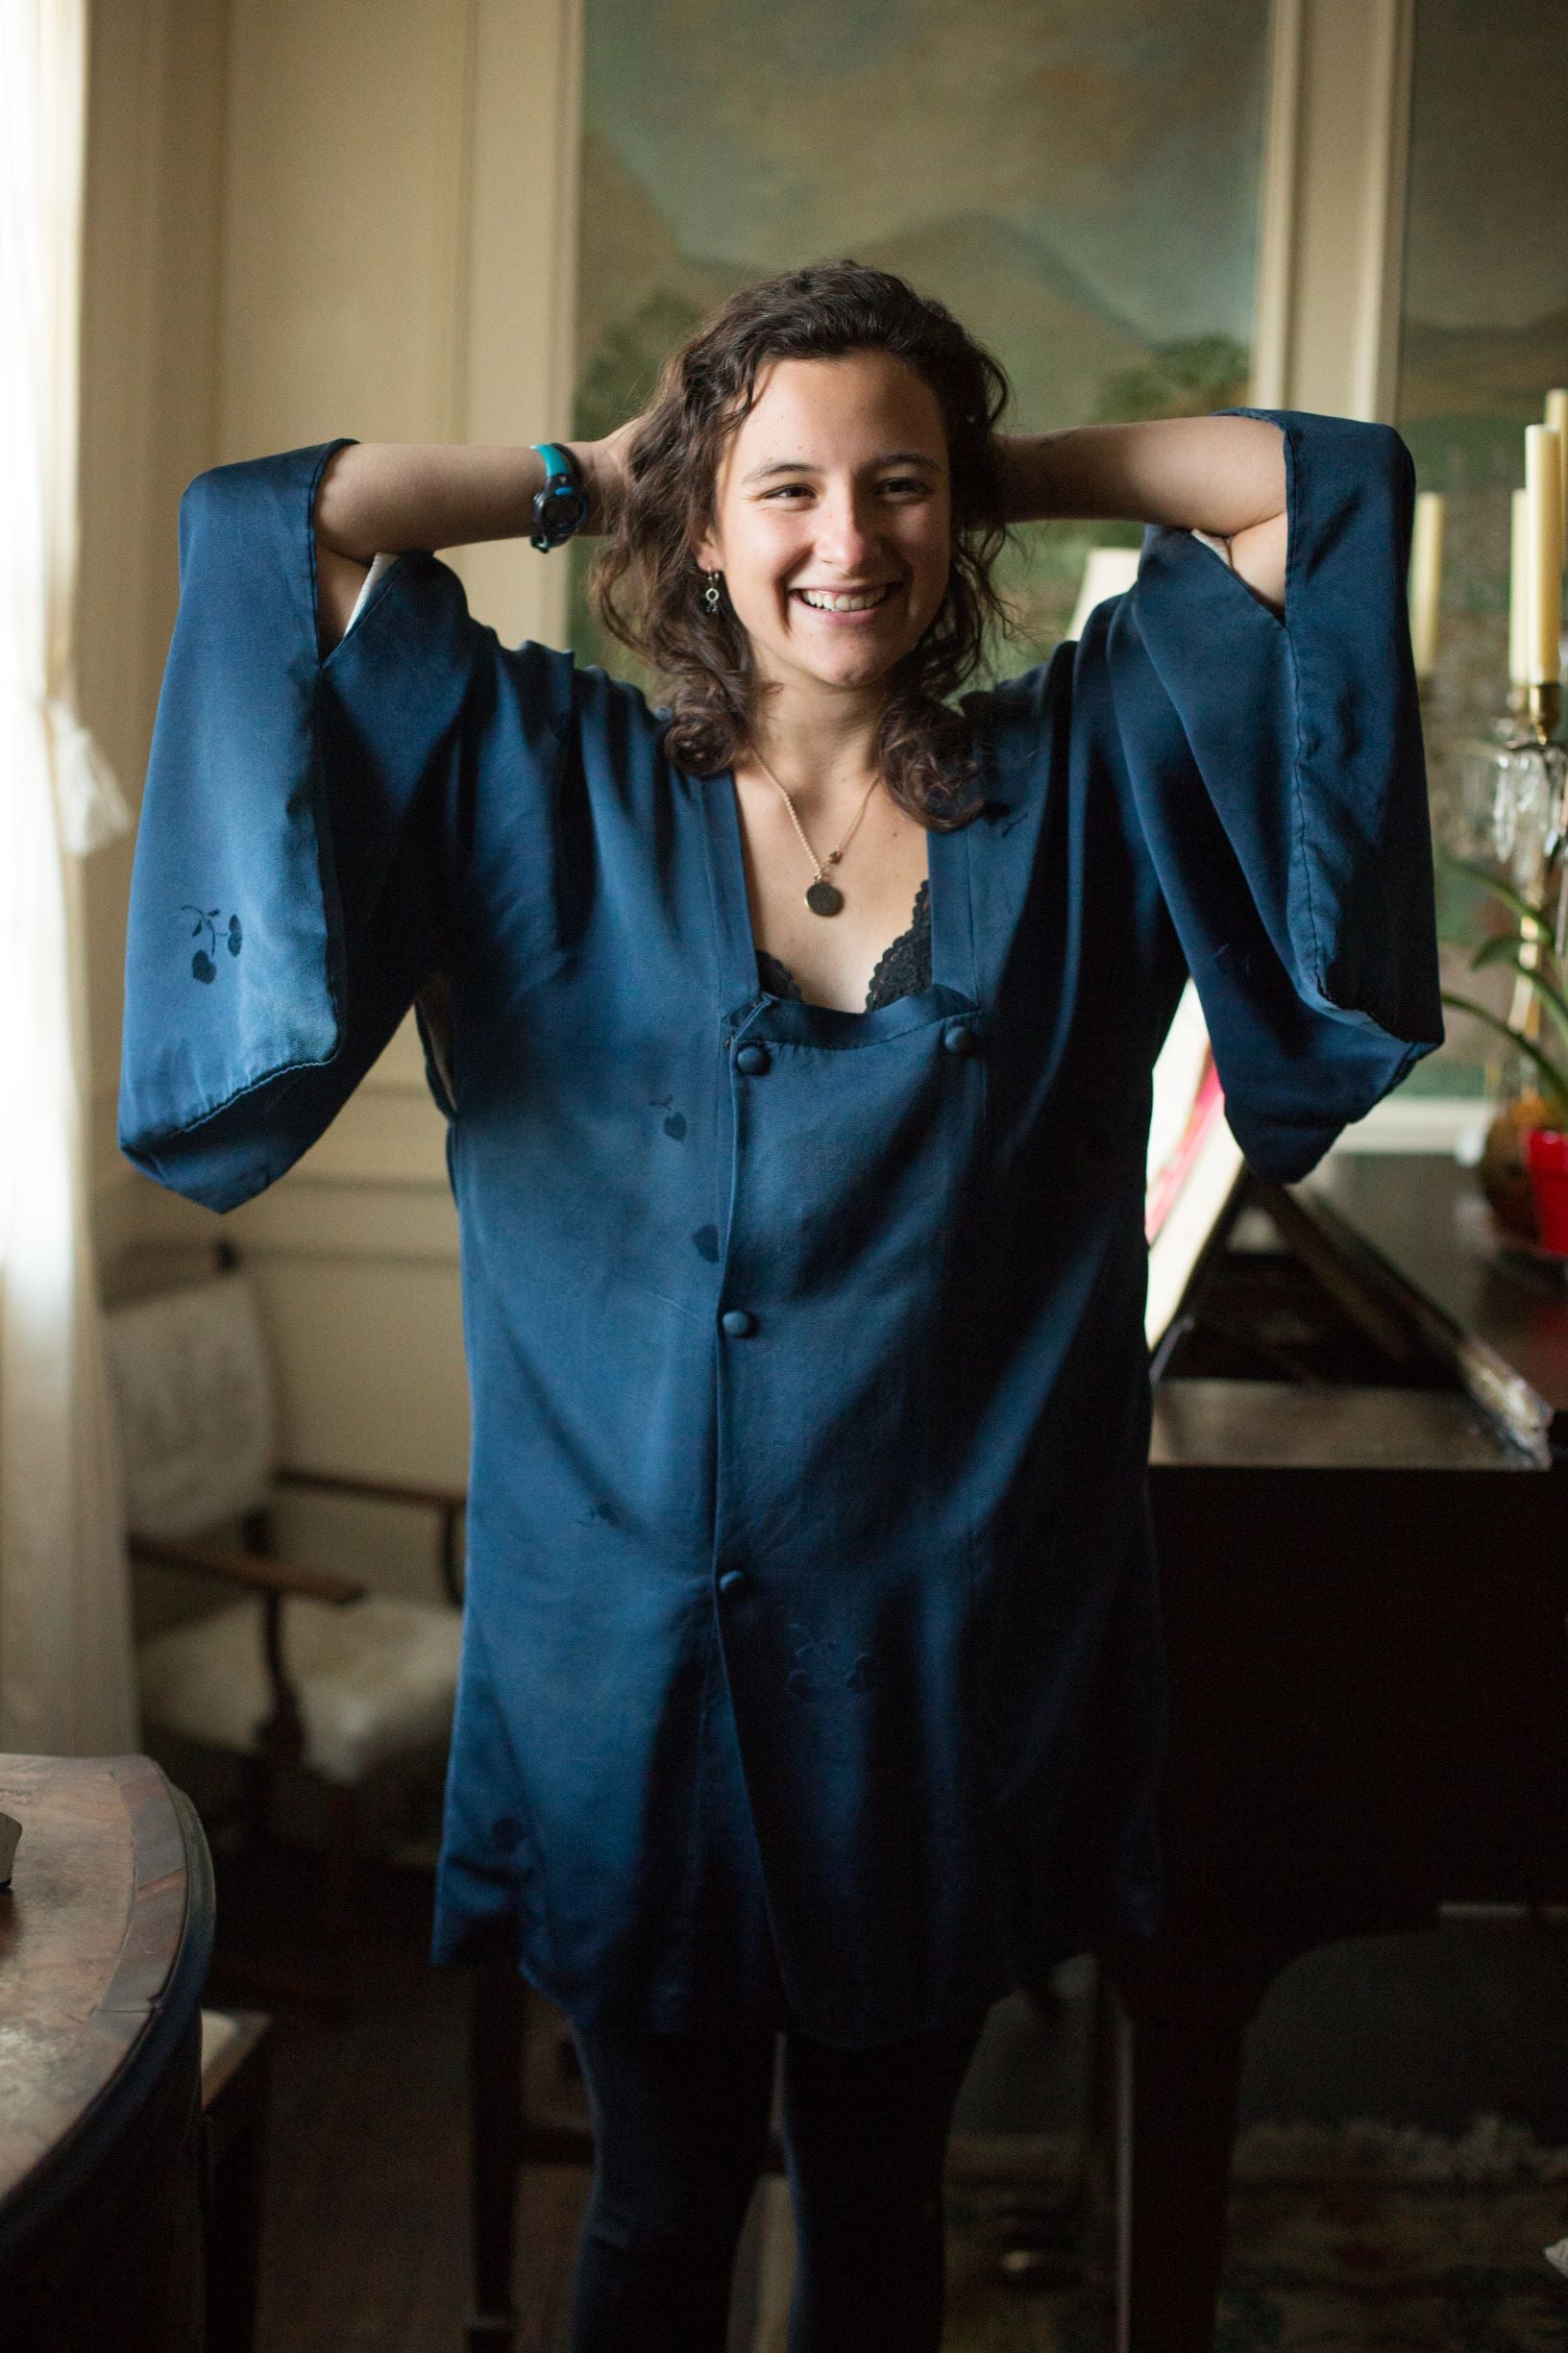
(84, 0), (582, 1592)
(215, 0), (582, 1581)
(80, 0), (229, 1266)
(82, 0), (1413, 1589)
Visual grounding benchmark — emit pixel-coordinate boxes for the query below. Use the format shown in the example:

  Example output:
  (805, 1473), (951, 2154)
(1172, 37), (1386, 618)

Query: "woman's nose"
(812, 492), (883, 572)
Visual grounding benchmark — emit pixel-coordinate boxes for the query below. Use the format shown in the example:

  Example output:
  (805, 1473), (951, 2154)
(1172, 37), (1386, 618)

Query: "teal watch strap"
(529, 443), (589, 552)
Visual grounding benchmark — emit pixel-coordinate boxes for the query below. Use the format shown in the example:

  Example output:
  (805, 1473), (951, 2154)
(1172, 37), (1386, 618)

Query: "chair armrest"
(274, 1466), (468, 1606)
(130, 1532), (365, 1607)
(275, 1466), (467, 1513)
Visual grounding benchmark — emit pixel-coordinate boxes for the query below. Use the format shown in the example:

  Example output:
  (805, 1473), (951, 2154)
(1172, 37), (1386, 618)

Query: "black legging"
(568, 2008), (990, 2353)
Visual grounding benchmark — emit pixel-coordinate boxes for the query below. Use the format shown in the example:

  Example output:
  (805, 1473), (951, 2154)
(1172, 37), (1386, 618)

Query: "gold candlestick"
(1530, 679), (1561, 746)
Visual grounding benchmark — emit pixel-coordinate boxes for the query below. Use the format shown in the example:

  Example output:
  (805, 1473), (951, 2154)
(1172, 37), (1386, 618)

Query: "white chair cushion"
(137, 1595), (462, 1784)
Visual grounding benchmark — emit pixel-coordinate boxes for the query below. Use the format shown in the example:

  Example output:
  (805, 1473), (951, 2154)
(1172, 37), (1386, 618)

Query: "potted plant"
(1443, 856), (1568, 1253)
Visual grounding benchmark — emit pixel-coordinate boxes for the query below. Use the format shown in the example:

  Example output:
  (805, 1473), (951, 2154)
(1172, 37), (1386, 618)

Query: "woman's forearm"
(313, 437), (609, 560)
(999, 415), (1286, 539)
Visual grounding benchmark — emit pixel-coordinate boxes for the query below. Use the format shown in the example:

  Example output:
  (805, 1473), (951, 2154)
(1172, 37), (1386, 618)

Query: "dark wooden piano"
(1106, 1150), (1568, 2351)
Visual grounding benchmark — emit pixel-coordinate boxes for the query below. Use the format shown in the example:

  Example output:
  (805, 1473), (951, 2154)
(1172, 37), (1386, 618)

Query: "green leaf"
(1469, 930), (1564, 991)
(1470, 931), (1529, 970)
(1439, 850), (1553, 935)
(1465, 943), (1568, 1055)
(1440, 990), (1568, 1126)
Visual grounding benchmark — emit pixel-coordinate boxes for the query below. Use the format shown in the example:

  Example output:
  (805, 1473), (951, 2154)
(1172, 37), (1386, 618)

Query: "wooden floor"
(208, 1841), (594, 2353)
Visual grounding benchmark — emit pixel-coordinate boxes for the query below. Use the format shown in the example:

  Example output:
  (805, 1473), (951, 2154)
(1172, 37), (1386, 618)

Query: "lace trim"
(865, 878), (931, 1011)
(756, 948), (803, 1003)
(755, 878), (931, 1012)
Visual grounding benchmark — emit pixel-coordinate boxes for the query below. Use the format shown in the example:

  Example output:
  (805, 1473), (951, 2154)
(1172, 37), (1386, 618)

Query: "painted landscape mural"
(1397, 0), (1568, 754)
(1394, 0), (1568, 1089)
(569, 0), (1269, 683)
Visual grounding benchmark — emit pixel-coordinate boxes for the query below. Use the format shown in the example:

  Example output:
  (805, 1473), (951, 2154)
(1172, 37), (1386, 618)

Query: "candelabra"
(1457, 679), (1566, 932)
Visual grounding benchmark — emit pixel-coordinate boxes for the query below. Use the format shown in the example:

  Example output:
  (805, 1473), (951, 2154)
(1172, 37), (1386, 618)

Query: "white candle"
(1525, 424), (1564, 685)
(1547, 390), (1568, 540)
(1509, 486), (1531, 687)
(1408, 490), (1444, 678)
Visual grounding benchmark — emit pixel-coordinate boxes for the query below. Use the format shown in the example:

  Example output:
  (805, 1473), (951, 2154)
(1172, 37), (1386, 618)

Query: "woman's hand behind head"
(570, 415), (646, 536)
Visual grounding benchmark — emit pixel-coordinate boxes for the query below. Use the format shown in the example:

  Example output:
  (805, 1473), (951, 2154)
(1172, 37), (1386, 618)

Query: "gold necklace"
(749, 750), (882, 917)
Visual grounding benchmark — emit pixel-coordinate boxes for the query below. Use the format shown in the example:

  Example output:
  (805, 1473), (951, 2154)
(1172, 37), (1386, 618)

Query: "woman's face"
(694, 350), (952, 701)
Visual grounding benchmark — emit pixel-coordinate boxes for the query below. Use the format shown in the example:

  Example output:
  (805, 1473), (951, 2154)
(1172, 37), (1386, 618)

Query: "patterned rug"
(749, 2117), (1568, 2351)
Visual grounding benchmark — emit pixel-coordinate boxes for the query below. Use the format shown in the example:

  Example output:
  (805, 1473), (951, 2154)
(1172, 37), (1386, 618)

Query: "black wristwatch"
(529, 442), (590, 552)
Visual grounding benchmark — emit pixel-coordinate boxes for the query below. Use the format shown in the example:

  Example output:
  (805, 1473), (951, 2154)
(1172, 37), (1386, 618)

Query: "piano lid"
(1303, 1155), (1568, 1466)
(1149, 1159), (1549, 1477)
(1137, 993), (1564, 1466)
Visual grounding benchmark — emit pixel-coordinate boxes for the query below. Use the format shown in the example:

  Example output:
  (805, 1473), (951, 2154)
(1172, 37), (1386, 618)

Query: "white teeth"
(798, 586), (892, 612)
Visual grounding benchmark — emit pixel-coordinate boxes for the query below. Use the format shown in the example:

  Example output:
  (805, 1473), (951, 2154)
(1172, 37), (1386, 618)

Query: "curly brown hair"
(588, 260), (1017, 830)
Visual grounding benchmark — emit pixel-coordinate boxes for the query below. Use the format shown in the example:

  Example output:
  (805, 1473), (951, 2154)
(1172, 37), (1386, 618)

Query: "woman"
(119, 261), (1441, 2350)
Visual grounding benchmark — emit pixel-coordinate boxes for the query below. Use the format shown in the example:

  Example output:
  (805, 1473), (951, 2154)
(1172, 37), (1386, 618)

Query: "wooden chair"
(104, 1247), (467, 1927)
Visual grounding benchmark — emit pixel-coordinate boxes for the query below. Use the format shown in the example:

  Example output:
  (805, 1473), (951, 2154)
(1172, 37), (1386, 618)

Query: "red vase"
(1525, 1128), (1568, 1254)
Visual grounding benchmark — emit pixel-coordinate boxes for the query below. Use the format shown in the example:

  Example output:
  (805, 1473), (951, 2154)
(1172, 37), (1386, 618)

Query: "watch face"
(535, 478), (589, 546)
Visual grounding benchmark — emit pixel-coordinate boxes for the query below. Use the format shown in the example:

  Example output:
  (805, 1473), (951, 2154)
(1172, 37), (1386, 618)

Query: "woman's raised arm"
(312, 426), (638, 647)
(997, 413), (1289, 616)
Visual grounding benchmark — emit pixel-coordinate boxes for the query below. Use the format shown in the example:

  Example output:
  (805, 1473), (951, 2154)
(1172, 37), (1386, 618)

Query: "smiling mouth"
(792, 584), (899, 614)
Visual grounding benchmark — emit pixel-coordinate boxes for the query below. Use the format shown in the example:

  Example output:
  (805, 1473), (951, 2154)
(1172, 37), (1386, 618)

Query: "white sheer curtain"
(0, 0), (136, 1752)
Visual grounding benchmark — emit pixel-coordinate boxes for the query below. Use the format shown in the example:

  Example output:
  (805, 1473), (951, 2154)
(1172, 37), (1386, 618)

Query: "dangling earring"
(703, 570), (723, 613)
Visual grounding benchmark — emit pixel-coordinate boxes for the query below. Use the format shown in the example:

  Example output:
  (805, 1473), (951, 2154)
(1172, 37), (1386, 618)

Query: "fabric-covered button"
(942, 1019), (977, 1057)
(720, 1308), (757, 1338)
(718, 1568), (750, 1597)
(735, 1042), (772, 1076)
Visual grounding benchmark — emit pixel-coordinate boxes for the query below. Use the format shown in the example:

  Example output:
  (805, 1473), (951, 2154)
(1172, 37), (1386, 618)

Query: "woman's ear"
(692, 529), (722, 573)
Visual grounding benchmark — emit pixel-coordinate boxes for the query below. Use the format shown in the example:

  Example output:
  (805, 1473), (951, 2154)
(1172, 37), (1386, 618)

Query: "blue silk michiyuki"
(119, 409), (1441, 2045)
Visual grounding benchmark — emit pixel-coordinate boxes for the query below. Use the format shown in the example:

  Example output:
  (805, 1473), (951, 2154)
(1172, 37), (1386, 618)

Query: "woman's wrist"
(566, 414), (643, 538)
(994, 433), (1065, 528)
(996, 415), (1285, 539)
(559, 439), (616, 537)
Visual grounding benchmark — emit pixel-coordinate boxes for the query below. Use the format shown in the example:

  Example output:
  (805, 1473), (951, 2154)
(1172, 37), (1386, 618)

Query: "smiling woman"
(581, 272), (1009, 1011)
(584, 263), (1289, 1012)
(120, 256), (1441, 2353)
(592, 268), (1013, 843)
(692, 346), (965, 1000)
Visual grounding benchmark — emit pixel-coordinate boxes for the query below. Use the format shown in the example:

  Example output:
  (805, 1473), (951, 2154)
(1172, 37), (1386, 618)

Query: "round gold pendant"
(805, 877), (845, 917)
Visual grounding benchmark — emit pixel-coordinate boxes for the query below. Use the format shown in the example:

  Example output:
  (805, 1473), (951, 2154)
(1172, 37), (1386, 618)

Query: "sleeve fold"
(117, 439), (482, 1211)
(1102, 405), (1443, 1180)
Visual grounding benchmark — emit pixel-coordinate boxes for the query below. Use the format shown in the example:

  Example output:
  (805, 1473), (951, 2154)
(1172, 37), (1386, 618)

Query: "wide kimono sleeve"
(118, 437), (554, 1213)
(1097, 404), (1444, 1181)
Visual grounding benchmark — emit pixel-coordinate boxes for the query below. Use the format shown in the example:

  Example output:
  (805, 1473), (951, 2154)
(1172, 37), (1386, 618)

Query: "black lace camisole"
(755, 878), (931, 1013)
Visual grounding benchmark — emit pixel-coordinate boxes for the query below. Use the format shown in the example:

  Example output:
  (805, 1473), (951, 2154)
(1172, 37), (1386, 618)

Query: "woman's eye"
(762, 478), (929, 502)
